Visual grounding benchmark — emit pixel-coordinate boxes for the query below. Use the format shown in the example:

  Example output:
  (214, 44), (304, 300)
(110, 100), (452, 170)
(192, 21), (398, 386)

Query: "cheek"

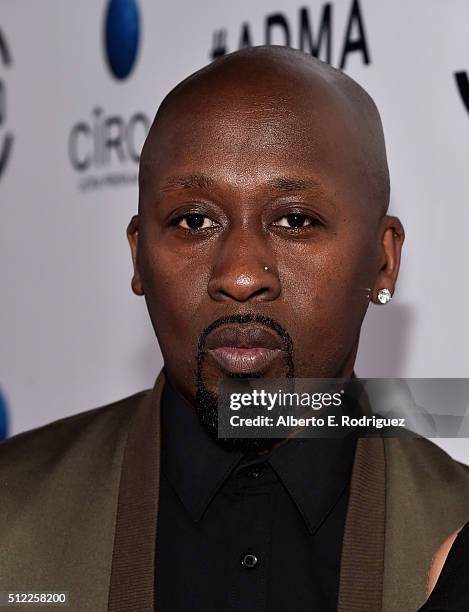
(140, 240), (210, 351)
(281, 237), (372, 307)
(279, 238), (375, 364)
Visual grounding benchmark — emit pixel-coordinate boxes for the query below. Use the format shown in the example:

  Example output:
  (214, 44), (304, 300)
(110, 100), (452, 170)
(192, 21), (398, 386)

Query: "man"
(1, 46), (469, 612)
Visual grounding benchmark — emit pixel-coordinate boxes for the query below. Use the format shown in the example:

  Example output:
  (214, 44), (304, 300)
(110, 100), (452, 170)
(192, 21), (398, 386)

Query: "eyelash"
(170, 211), (323, 234)
(170, 213), (218, 232)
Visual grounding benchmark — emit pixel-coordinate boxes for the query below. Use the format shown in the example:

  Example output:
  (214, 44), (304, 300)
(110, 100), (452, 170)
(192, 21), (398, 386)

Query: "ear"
(126, 214), (144, 296)
(371, 215), (405, 305)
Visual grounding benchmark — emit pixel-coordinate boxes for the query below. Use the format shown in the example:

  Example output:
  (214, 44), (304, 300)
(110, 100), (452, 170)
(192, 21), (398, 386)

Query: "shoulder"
(0, 388), (151, 472)
(0, 387), (155, 596)
(384, 436), (469, 481)
(383, 436), (469, 520)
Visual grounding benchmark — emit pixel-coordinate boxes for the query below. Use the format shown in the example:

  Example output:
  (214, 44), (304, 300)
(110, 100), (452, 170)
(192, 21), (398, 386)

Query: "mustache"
(198, 312), (293, 351)
(197, 312), (294, 378)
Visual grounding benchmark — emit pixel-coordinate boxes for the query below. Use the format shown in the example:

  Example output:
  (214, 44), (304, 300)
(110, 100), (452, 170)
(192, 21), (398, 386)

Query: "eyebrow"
(266, 176), (317, 192)
(159, 174), (215, 192)
(159, 173), (322, 194)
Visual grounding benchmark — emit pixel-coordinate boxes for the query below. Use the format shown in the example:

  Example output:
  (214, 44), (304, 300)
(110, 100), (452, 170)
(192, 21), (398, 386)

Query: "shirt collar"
(161, 378), (244, 522)
(161, 378), (356, 533)
(267, 434), (356, 534)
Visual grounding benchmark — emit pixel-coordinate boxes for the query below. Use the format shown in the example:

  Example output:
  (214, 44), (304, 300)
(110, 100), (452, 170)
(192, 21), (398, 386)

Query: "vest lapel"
(107, 370), (165, 612)
(337, 437), (386, 612)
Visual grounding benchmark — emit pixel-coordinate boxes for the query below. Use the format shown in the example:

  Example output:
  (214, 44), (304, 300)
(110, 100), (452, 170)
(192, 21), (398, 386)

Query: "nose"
(207, 229), (281, 303)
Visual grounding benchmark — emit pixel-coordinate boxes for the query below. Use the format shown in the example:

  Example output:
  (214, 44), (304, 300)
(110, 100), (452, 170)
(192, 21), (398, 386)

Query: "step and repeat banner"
(1, 1), (469, 459)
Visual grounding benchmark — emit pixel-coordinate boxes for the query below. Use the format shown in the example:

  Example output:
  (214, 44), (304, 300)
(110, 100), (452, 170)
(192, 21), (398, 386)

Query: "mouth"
(205, 324), (284, 375)
(208, 347), (282, 374)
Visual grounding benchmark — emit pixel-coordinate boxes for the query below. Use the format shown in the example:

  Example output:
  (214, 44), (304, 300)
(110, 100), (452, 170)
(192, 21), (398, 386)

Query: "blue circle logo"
(104, 0), (140, 80)
(0, 389), (9, 440)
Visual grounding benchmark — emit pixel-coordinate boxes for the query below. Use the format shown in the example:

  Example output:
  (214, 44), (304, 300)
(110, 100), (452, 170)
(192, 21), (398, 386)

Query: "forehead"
(140, 84), (370, 207)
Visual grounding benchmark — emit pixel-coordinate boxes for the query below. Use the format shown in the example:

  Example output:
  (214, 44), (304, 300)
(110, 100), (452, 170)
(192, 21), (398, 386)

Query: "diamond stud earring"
(377, 288), (392, 304)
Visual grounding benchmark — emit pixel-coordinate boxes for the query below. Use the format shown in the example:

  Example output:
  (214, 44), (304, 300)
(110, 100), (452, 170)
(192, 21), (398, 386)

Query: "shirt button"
(246, 467), (261, 479)
(241, 552), (259, 569)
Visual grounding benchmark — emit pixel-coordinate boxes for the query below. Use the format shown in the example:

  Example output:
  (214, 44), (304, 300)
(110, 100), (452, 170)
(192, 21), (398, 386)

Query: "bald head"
(140, 45), (389, 215)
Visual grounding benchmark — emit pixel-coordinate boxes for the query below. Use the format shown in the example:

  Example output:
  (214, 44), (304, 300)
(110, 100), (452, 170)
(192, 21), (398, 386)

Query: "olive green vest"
(1, 370), (469, 611)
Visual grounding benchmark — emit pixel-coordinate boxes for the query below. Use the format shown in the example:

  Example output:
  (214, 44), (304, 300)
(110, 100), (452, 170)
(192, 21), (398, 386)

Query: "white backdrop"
(1, 1), (468, 460)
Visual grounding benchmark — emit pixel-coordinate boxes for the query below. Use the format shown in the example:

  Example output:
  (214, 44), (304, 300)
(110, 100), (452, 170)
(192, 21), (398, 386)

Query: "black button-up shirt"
(155, 378), (357, 611)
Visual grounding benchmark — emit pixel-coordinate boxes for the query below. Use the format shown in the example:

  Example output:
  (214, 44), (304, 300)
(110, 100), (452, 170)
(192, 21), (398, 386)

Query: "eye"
(272, 213), (320, 229)
(175, 213), (217, 231)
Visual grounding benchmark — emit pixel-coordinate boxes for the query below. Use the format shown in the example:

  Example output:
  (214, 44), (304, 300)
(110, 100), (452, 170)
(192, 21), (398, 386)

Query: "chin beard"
(194, 375), (282, 454)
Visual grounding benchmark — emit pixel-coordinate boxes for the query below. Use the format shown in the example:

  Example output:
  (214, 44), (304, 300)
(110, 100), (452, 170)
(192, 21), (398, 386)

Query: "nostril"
(251, 287), (272, 299)
(218, 286), (271, 302)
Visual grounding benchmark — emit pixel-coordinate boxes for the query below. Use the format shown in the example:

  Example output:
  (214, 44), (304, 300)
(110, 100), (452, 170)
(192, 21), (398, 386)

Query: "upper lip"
(205, 324), (283, 351)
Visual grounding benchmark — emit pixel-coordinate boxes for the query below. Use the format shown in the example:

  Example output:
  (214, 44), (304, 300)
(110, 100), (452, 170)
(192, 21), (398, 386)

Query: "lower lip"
(208, 347), (282, 374)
